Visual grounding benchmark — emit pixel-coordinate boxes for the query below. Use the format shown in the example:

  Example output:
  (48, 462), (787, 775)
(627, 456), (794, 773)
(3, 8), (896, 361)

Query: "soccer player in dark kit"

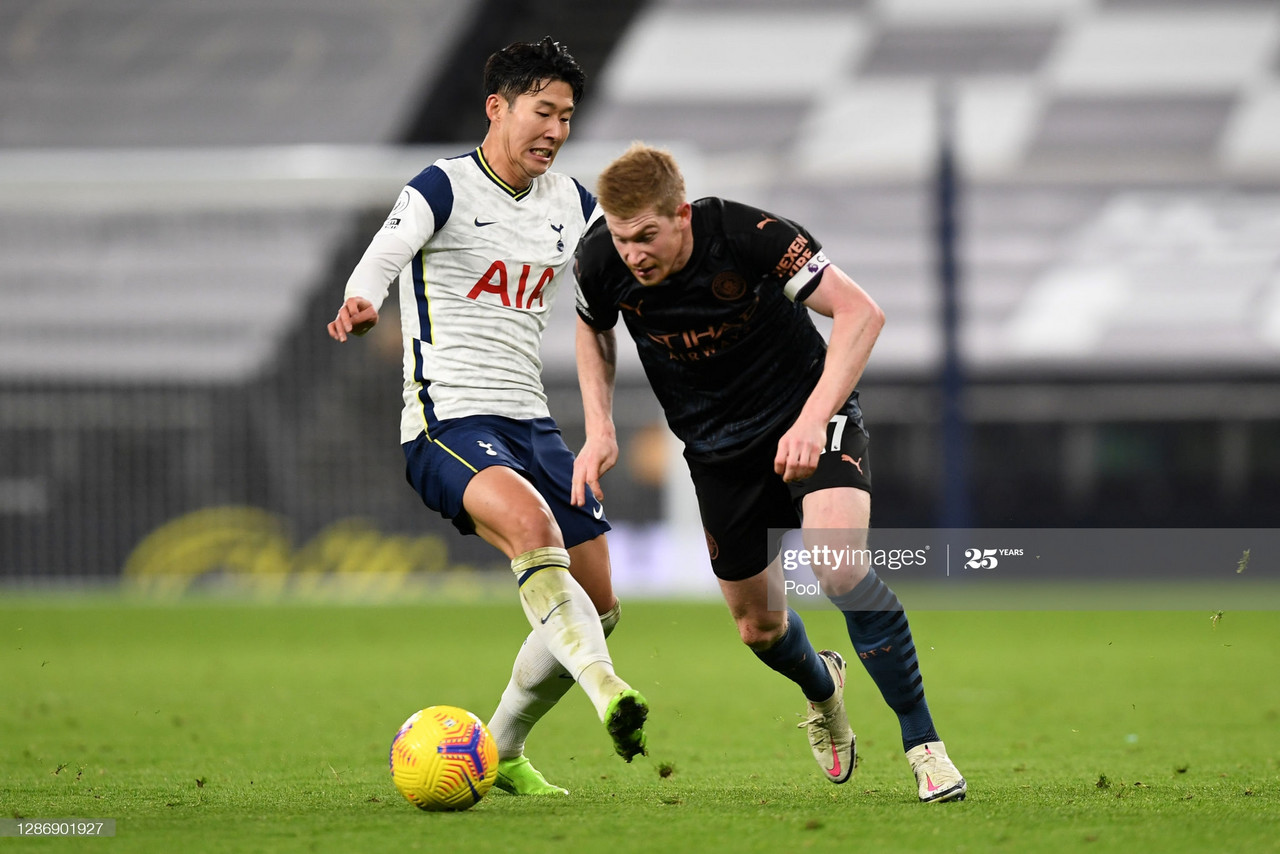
(571, 143), (965, 802)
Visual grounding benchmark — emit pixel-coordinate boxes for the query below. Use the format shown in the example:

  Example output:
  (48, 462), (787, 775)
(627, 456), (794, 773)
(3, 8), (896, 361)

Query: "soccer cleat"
(906, 741), (966, 803)
(604, 689), (649, 762)
(797, 650), (855, 784)
(493, 755), (569, 796)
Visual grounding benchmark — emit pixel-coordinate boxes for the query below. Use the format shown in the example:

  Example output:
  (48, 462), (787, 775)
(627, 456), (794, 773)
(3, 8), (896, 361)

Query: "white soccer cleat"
(797, 649), (855, 784)
(906, 741), (966, 802)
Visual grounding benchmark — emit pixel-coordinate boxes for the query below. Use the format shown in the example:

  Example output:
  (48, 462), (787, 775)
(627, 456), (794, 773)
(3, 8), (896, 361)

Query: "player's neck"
(478, 141), (534, 195)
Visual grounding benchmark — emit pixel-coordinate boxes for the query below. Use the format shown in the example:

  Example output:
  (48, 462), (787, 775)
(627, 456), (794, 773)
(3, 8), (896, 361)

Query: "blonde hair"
(595, 143), (686, 219)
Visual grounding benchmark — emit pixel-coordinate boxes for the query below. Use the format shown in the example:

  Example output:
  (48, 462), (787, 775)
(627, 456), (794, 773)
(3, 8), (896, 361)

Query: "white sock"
(509, 547), (627, 720)
(489, 602), (622, 760)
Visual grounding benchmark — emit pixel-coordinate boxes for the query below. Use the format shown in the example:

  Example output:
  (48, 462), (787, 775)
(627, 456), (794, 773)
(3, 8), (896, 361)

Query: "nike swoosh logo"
(540, 599), (570, 625)
(474, 218), (497, 227)
(592, 503), (604, 520)
(925, 773), (940, 792)
(826, 748), (843, 779)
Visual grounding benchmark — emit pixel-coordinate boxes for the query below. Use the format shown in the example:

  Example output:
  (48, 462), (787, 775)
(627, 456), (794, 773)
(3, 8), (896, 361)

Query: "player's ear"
(484, 93), (506, 124)
(676, 202), (693, 226)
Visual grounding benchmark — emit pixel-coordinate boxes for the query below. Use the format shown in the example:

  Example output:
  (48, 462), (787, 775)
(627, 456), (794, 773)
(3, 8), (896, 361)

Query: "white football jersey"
(344, 148), (599, 443)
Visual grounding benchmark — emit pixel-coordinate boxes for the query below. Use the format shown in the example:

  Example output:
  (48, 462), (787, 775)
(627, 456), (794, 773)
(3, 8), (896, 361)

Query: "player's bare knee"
(738, 615), (786, 651)
(818, 563), (869, 597)
(504, 505), (562, 554)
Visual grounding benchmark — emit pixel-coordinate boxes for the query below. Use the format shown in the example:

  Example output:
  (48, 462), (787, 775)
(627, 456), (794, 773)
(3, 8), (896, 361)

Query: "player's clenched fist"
(328, 296), (379, 342)
(774, 417), (826, 483)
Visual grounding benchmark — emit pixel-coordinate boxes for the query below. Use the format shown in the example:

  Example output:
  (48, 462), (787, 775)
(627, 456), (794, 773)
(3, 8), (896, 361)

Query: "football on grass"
(389, 705), (498, 811)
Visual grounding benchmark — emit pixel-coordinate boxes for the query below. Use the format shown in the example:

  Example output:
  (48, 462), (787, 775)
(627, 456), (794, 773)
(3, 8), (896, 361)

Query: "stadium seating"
(0, 0), (471, 147)
(0, 0), (471, 385)
(4, 0), (1280, 580)
(0, 1), (474, 577)
(575, 0), (1280, 376)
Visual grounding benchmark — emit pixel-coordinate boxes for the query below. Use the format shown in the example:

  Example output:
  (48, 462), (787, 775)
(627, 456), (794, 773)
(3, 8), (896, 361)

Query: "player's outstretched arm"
(774, 264), (884, 482)
(573, 318), (620, 506)
(329, 198), (420, 344)
(327, 296), (379, 343)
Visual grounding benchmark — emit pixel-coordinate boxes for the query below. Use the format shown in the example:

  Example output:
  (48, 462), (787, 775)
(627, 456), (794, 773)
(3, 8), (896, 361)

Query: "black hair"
(483, 36), (585, 107)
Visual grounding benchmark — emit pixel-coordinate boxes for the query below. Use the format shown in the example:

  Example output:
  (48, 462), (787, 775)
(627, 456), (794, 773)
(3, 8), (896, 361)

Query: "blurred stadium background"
(2, 0), (1279, 595)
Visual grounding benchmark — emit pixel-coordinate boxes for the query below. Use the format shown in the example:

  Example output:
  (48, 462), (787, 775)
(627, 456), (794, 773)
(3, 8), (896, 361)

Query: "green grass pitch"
(3, 596), (1278, 853)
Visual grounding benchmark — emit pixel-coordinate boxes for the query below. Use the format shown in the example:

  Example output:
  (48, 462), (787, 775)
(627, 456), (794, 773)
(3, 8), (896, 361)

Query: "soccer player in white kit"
(327, 38), (648, 795)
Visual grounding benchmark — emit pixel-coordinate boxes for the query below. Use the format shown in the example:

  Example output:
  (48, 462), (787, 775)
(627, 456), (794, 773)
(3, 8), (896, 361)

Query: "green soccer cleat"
(604, 689), (649, 762)
(493, 755), (569, 796)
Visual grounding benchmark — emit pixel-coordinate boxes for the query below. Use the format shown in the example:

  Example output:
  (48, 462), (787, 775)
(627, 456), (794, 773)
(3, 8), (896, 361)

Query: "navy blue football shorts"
(402, 414), (610, 549)
(685, 394), (872, 582)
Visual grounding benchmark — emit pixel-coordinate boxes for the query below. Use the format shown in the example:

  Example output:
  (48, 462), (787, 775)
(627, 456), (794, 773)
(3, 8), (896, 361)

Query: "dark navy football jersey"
(575, 197), (833, 456)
